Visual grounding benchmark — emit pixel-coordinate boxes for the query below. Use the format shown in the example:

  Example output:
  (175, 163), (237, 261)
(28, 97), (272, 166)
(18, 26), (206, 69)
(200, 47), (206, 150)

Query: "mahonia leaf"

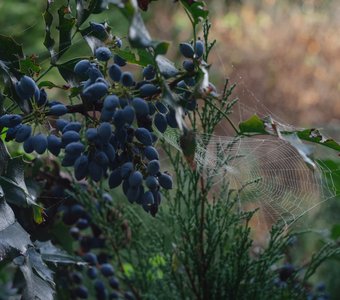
(180, 0), (208, 24)
(0, 139), (10, 176)
(58, 5), (76, 59)
(14, 255), (54, 300)
(27, 247), (54, 285)
(0, 157), (36, 207)
(34, 240), (84, 264)
(43, 1), (56, 64)
(0, 35), (24, 70)
(0, 220), (32, 259)
(115, 48), (154, 66)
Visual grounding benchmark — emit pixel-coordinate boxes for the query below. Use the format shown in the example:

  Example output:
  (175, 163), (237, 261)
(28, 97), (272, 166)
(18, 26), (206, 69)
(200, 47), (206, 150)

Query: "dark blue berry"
(195, 40), (204, 58)
(139, 83), (158, 97)
(183, 60), (195, 72)
(114, 54), (126, 66)
(56, 119), (68, 131)
(62, 121), (82, 133)
(179, 42), (194, 58)
(109, 277), (119, 289)
(88, 161), (103, 182)
(154, 113), (167, 133)
(74, 286), (88, 299)
(74, 60), (91, 76)
(83, 252), (98, 265)
(135, 128), (152, 146)
(120, 162), (134, 179)
(147, 160), (160, 175)
(0, 114), (22, 128)
(62, 153), (78, 167)
(98, 122), (112, 143)
(18, 76), (37, 98)
(144, 146), (159, 160)
(143, 191), (154, 205)
(109, 168), (122, 189)
(23, 136), (35, 153)
(127, 186), (141, 203)
(142, 64), (155, 80)
(95, 151), (109, 167)
(100, 263), (115, 277)
(65, 142), (85, 155)
(103, 143), (116, 162)
(108, 64), (122, 82)
(50, 104), (68, 116)
(132, 97), (149, 116)
(145, 176), (159, 190)
(62, 130), (80, 146)
(86, 128), (98, 142)
(121, 72), (134, 87)
(122, 106), (135, 124)
(87, 267), (98, 279)
(33, 134), (48, 154)
(128, 171), (143, 187)
(159, 173), (173, 189)
(47, 135), (62, 156)
(155, 101), (168, 114)
(83, 82), (108, 101)
(15, 124), (32, 142)
(103, 95), (120, 110)
(95, 47), (112, 61)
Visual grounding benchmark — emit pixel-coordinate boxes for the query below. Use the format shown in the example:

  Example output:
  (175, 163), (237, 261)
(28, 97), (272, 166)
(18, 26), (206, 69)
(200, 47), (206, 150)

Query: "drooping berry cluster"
(54, 188), (134, 300)
(1, 33), (211, 215)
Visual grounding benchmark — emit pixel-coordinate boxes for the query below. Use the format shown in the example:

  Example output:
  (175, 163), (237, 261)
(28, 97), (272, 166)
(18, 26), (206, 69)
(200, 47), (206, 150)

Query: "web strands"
(161, 129), (334, 228)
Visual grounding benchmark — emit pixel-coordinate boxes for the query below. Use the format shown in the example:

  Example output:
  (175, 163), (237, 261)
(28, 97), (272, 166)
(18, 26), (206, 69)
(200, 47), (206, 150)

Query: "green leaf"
(153, 41), (170, 56)
(296, 129), (340, 152)
(57, 5), (76, 59)
(239, 115), (266, 134)
(180, 1), (209, 24)
(38, 80), (59, 89)
(19, 57), (41, 75)
(331, 224), (340, 240)
(43, 2), (56, 64)
(115, 48), (154, 66)
(0, 35), (24, 70)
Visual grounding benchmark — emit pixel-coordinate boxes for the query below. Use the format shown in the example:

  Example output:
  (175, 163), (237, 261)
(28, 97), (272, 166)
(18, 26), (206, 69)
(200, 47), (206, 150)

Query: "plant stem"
(35, 65), (54, 82)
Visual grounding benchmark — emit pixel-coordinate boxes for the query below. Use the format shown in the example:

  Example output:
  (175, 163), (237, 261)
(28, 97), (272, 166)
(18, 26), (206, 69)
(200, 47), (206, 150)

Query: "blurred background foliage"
(1, 0), (340, 298)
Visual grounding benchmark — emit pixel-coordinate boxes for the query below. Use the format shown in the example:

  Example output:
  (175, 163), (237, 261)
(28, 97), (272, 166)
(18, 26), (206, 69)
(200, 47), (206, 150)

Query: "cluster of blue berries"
(54, 190), (134, 300)
(0, 36), (208, 214)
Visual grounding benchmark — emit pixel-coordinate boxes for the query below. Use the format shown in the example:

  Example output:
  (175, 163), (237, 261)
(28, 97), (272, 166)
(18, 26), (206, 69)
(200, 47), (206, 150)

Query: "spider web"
(159, 128), (338, 229)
